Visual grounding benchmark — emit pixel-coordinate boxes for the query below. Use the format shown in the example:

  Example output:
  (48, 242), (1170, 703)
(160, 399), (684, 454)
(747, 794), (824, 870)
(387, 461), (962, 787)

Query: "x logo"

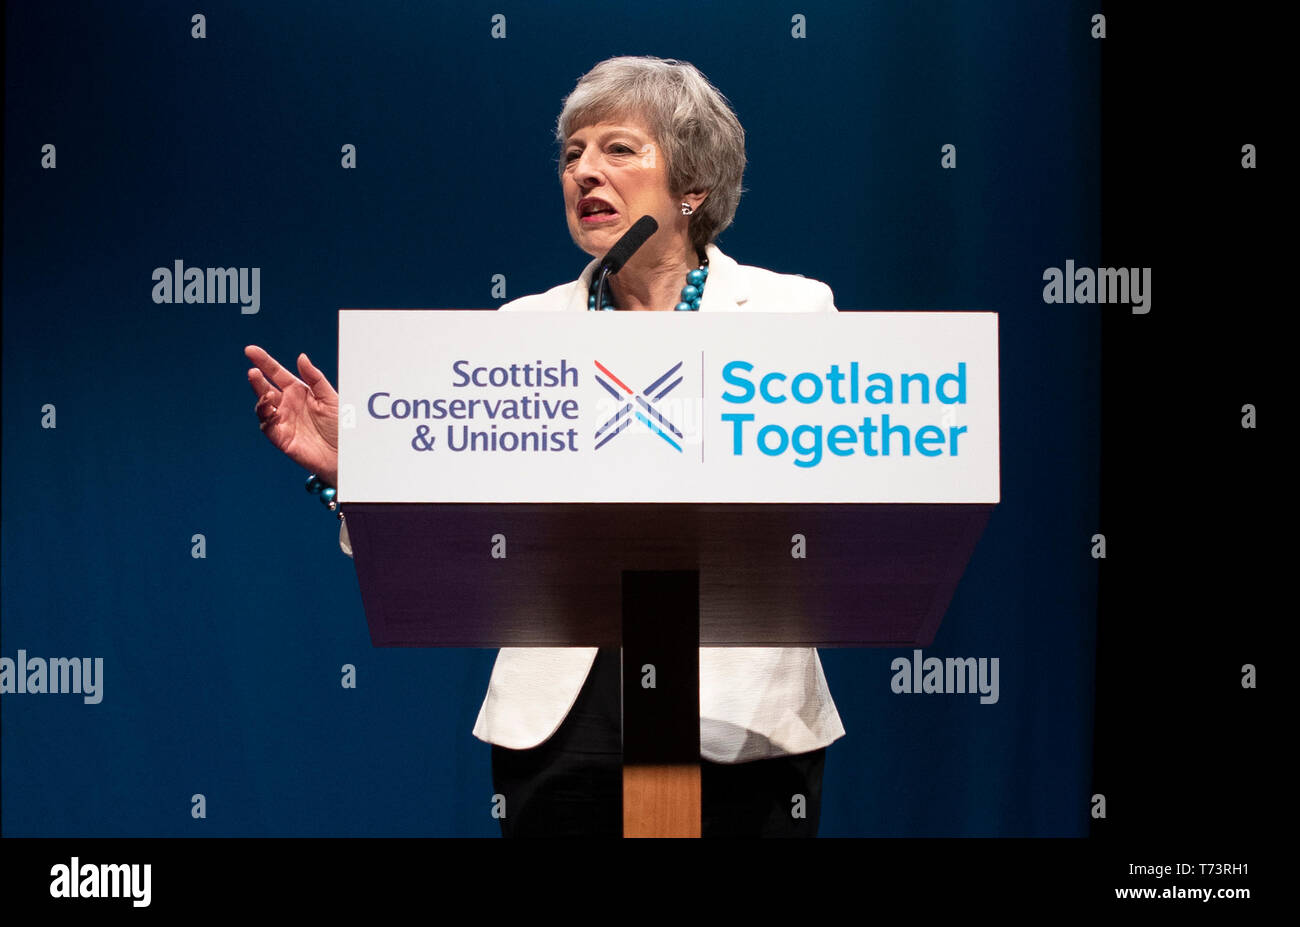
(593, 360), (685, 451)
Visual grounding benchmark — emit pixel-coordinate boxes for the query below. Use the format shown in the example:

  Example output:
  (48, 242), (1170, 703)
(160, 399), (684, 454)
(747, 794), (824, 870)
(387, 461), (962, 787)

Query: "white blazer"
(340, 243), (846, 763)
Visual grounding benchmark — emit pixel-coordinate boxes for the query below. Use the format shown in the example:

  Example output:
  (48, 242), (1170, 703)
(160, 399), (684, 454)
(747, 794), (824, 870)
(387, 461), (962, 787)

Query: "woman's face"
(562, 117), (681, 258)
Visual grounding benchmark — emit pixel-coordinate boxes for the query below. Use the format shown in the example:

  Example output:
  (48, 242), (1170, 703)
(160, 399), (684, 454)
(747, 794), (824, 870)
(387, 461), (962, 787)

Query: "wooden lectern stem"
(623, 765), (701, 838)
(621, 571), (701, 838)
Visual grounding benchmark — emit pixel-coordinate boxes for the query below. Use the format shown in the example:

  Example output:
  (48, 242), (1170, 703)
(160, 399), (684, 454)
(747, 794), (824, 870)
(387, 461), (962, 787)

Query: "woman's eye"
(564, 143), (633, 162)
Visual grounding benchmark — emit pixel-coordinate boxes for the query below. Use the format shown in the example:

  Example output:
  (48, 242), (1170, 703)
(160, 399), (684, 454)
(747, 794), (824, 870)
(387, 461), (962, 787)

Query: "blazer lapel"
(567, 256), (599, 312)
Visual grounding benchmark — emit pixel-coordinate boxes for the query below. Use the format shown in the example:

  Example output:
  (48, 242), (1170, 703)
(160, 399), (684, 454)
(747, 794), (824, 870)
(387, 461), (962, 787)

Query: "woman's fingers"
(254, 390), (276, 417)
(246, 347), (335, 457)
(247, 367), (281, 402)
(254, 389), (281, 433)
(296, 353), (338, 400)
(244, 344), (305, 393)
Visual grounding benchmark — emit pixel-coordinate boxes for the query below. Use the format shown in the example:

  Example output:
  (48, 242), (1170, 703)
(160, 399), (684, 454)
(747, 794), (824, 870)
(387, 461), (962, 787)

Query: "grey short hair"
(555, 56), (746, 252)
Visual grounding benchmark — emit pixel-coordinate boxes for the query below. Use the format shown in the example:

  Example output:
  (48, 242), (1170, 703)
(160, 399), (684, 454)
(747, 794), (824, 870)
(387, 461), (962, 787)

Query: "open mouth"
(579, 198), (620, 224)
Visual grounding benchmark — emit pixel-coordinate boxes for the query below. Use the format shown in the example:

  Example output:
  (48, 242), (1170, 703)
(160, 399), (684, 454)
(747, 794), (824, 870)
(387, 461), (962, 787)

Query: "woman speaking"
(245, 55), (845, 837)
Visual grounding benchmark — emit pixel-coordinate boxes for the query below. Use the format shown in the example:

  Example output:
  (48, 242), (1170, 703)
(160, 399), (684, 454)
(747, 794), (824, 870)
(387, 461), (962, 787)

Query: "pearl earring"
(680, 202), (694, 216)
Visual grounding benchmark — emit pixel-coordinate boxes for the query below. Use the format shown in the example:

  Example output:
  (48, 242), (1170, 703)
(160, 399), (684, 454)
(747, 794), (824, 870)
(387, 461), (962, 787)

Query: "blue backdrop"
(3, 0), (1100, 836)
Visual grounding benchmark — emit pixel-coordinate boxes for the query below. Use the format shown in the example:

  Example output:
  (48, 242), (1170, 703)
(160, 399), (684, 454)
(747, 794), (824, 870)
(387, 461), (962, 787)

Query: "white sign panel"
(338, 311), (999, 503)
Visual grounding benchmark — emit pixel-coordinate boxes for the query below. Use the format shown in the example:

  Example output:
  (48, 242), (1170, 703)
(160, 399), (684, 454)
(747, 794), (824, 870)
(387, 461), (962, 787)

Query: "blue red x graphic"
(593, 360), (685, 451)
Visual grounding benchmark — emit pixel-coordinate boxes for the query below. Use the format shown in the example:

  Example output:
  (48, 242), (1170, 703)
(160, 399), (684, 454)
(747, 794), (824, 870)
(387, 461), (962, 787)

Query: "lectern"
(338, 310), (999, 837)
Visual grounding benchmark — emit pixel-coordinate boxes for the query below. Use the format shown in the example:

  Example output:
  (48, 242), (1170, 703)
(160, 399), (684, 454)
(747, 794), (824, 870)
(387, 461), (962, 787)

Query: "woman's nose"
(574, 148), (605, 183)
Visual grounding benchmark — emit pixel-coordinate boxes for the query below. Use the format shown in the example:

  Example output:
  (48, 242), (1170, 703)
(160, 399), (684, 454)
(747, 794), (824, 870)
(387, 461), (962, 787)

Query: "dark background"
(2, 0), (1267, 857)
(1093, 3), (1271, 845)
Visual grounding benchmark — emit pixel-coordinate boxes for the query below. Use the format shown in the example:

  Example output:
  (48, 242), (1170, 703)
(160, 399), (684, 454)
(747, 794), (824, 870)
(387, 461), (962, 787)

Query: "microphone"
(593, 215), (659, 311)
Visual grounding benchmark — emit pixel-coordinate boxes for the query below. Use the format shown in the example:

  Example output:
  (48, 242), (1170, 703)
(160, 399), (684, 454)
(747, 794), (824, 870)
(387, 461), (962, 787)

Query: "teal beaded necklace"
(587, 252), (709, 311)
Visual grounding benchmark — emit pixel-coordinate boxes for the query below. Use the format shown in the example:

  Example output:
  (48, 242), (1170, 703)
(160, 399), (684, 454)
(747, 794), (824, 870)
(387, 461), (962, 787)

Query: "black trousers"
(491, 648), (826, 837)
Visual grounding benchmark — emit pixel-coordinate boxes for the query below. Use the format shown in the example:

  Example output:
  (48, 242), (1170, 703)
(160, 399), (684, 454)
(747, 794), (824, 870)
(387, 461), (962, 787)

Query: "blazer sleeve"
(771, 266), (837, 314)
(815, 279), (838, 313)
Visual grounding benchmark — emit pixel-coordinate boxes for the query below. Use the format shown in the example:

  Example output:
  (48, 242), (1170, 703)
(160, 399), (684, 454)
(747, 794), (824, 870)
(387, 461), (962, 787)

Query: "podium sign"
(337, 310), (998, 649)
(338, 311), (999, 505)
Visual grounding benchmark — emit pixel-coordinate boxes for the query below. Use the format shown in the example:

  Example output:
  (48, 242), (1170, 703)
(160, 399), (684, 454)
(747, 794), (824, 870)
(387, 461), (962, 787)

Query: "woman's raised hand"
(245, 345), (340, 487)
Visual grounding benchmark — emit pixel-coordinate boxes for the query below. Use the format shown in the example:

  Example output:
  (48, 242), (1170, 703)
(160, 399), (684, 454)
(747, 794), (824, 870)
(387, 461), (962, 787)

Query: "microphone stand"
(594, 265), (614, 312)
